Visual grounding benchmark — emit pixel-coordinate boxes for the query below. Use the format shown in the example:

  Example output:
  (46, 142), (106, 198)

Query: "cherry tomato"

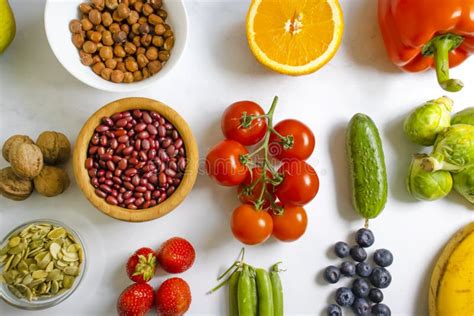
(269, 119), (315, 161)
(271, 204), (308, 242)
(221, 101), (267, 146)
(237, 167), (275, 209)
(231, 204), (273, 245)
(275, 160), (319, 205)
(206, 139), (249, 186)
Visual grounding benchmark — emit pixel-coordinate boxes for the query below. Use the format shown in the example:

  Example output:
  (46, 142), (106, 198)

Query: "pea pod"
(238, 265), (255, 316)
(270, 264), (283, 316)
(229, 270), (241, 316)
(249, 268), (258, 316)
(256, 268), (274, 316)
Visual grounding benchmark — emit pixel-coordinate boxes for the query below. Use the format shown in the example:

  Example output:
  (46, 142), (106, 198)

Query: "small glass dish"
(0, 219), (87, 310)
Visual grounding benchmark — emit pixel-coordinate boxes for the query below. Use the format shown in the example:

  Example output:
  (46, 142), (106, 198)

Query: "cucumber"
(346, 113), (388, 219)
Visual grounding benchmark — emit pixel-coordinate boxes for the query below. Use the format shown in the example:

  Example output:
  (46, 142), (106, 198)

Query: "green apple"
(0, 0), (16, 54)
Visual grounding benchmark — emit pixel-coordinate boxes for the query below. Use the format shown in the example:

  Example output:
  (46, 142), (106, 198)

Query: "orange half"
(246, 0), (344, 75)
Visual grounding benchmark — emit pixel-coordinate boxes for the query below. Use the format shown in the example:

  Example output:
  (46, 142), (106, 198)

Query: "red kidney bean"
(127, 203), (138, 209)
(87, 109), (187, 209)
(85, 158), (94, 169)
(124, 197), (136, 204)
(124, 182), (134, 190)
(96, 125), (109, 132)
(95, 189), (107, 198)
(135, 122), (147, 132)
(106, 196), (118, 205)
(132, 109), (142, 118)
(147, 124), (157, 135)
(91, 177), (99, 187)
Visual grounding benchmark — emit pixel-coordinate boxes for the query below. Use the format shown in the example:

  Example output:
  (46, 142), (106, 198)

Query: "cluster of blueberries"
(324, 228), (393, 316)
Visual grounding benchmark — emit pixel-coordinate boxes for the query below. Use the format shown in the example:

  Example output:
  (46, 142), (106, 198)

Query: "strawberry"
(117, 283), (154, 316)
(157, 237), (195, 274)
(156, 278), (191, 316)
(126, 247), (157, 283)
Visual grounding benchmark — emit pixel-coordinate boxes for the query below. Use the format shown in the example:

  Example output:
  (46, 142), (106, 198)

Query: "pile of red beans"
(85, 109), (186, 209)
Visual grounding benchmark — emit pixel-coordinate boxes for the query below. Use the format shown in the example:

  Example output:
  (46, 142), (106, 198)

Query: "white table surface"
(1, 0), (473, 315)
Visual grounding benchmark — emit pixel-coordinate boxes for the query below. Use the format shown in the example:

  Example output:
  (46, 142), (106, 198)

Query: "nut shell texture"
(2, 135), (34, 162)
(36, 131), (71, 165)
(0, 167), (33, 201)
(33, 166), (70, 197)
(9, 143), (44, 179)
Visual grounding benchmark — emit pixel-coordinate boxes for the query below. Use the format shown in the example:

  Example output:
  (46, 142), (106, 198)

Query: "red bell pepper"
(378, 0), (474, 92)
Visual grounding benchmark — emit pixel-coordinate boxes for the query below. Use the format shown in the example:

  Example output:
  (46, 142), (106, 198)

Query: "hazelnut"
(33, 166), (70, 197)
(0, 167), (33, 201)
(2, 135), (34, 162)
(9, 143), (44, 179)
(35, 131), (71, 165)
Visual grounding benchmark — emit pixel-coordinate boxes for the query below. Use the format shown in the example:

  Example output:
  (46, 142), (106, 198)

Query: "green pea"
(270, 264), (284, 316)
(229, 270), (240, 316)
(256, 268), (274, 316)
(238, 265), (255, 316)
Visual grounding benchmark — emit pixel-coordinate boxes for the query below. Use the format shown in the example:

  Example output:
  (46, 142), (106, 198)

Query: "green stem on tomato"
(422, 33), (464, 92)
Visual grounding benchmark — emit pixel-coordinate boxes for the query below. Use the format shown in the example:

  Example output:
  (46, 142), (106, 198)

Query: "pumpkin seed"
(0, 223), (83, 301)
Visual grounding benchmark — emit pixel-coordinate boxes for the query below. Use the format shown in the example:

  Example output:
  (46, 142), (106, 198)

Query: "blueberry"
(356, 262), (373, 278)
(352, 278), (370, 298)
(326, 304), (342, 316)
(372, 303), (391, 316)
(373, 249), (393, 267)
(335, 287), (355, 306)
(369, 288), (384, 303)
(352, 298), (371, 316)
(340, 261), (356, 277)
(335, 241), (350, 258)
(370, 267), (392, 288)
(350, 245), (367, 262)
(355, 228), (374, 247)
(324, 266), (341, 284)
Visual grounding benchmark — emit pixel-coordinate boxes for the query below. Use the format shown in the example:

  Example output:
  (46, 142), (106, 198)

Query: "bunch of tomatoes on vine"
(206, 96), (320, 245)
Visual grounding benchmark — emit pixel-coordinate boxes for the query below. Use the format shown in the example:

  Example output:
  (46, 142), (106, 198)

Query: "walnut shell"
(33, 166), (70, 197)
(9, 143), (44, 179)
(2, 135), (34, 162)
(0, 167), (33, 201)
(36, 131), (71, 165)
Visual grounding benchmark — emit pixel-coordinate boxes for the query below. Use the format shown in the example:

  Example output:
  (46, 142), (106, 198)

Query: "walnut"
(36, 131), (71, 165)
(0, 167), (33, 201)
(9, 143), (44, 179)
(2, 135), (34, 162)
(33, 166), (70, 197)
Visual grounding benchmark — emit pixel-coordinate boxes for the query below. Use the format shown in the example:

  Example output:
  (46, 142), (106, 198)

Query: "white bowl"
(44, 0), (188, 92)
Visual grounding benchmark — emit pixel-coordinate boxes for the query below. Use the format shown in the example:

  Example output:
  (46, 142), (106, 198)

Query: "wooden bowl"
(73, 97), (198, 222)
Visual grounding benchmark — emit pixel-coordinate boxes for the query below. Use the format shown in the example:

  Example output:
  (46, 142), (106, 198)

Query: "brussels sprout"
(452, 166), (474, 204)
(451, 107), (474, 126)
(404, 96), (452, 146)
(407, 155), (453, 201)
(420, 124), (474, 172)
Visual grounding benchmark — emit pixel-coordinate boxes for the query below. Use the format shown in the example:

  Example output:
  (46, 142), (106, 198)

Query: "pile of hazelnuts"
(69, 0), (174, 83)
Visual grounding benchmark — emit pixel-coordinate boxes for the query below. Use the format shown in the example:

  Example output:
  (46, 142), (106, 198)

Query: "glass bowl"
(0, 219), (87, 310)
